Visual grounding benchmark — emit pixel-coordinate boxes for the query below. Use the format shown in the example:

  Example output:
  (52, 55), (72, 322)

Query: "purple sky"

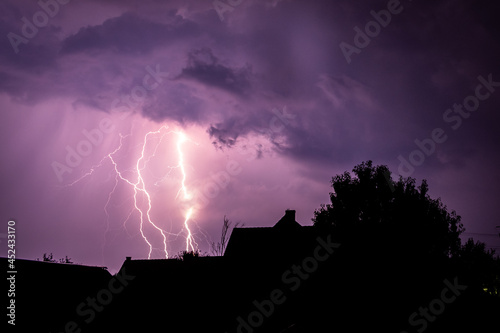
(1, 0), (499, 272)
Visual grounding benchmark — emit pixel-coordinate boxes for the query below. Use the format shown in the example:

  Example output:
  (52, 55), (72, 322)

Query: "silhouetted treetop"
(313, 161), (464, 259)
(456, 238), (499, 295)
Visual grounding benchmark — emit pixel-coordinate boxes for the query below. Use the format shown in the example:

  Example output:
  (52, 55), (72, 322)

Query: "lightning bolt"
(184, 207), (196, 252)
(63, 124), (199, 259)
(108, 126), (170, 259)
(175, 131), (198, 252)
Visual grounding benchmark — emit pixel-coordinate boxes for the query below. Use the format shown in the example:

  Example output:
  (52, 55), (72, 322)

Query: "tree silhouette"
(457, 238), (500, 296)
(211, 216), (241, 256)
(313, 161), (464, 260)
(42, 253), (56, 262)
(42, 253), (73, 264)
(175, 250), (201, 261)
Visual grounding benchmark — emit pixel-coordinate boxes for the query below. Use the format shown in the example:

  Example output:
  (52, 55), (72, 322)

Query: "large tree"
(313, 161), (464, 260)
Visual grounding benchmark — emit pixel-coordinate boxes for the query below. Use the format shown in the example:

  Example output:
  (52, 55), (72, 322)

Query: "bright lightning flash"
(184, 207), (196, 252)
(66, 125), (199, 259)
(175, 132), (197, 252)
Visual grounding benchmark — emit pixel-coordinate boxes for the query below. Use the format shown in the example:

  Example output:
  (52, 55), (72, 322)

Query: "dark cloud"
(1, 0), (499, 169)
(61, 12), (201, 54)
(0, 0), (498, 171)
(177, 48), (253, 96)
(140, 82), (207, 124)
(207, 124), (238, 149)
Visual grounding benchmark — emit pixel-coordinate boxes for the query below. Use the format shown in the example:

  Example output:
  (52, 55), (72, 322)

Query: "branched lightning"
(108, 127), (170, 259)
(64, 125), (199, 259)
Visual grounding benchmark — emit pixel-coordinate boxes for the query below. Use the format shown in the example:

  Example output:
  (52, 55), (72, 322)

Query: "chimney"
(126, 256), (131, 261)
(274, 209), (299, 229)
(285, 209), (295, 222)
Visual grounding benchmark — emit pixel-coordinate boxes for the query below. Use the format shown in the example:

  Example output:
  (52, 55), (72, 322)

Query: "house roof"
(120, 256), (225, 276)
(223, 210), (317, 259)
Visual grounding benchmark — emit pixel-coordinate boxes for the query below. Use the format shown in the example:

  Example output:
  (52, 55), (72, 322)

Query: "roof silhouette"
(224, 209), (317, 260)
(6, 209), (500, 332)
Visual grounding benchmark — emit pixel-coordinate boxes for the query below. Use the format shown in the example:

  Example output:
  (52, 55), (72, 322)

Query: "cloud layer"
(1, 0), (499, 270)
